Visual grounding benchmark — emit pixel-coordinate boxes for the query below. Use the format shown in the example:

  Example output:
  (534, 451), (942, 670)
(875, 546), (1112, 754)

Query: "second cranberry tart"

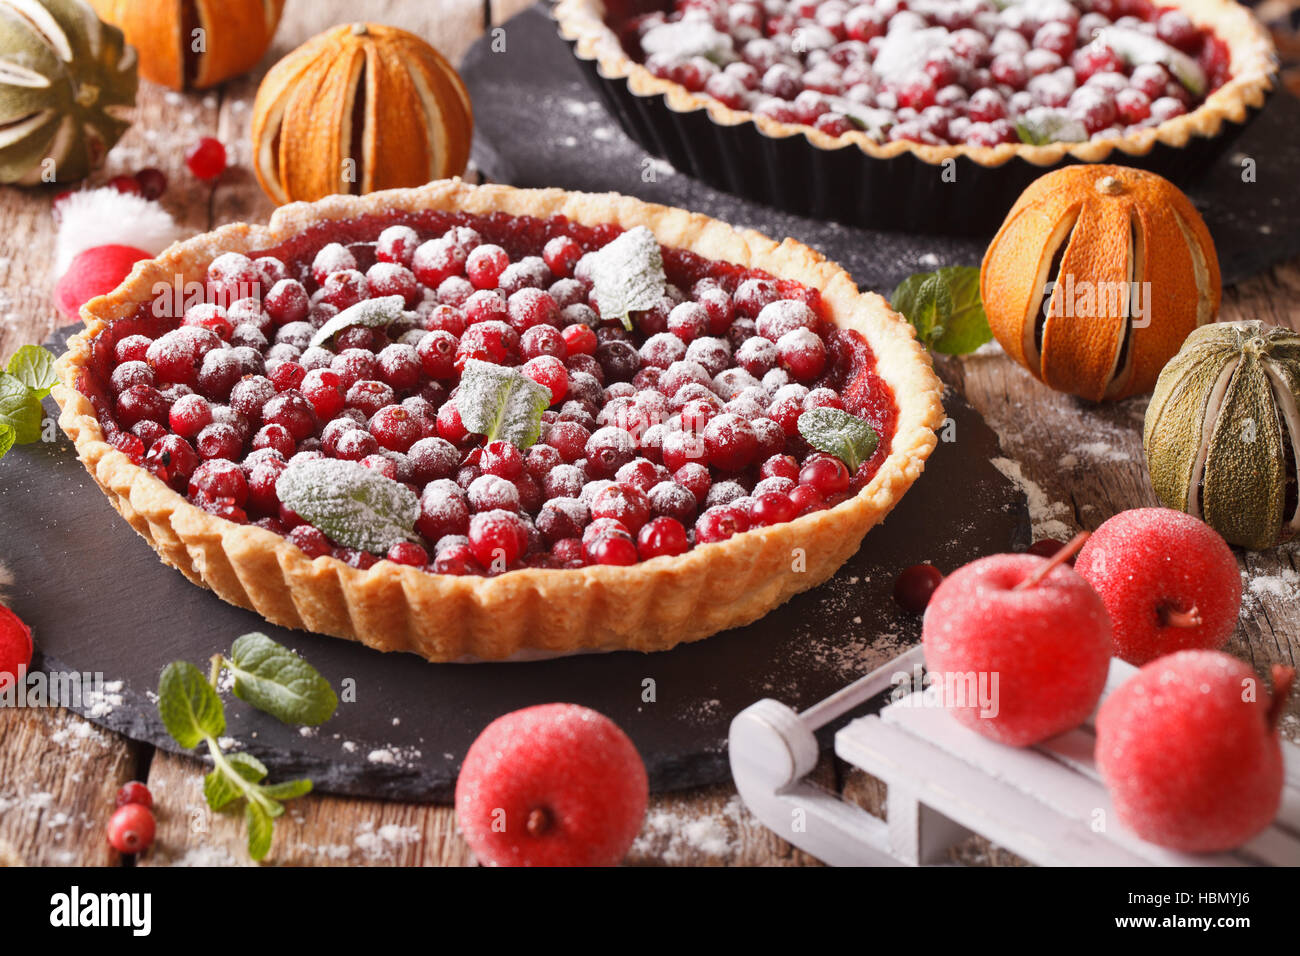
(556, 0), (1277, 234)
(54, 180), (943, 661)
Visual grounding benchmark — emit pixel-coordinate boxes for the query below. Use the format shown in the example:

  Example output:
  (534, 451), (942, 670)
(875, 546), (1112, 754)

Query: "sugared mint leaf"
(6, 345), (58, 399)
(458, 358), (551, 450)
(891, 265), (991, 356)
(0, 373), (42, 445)
(157, 660), (226, 749)
(310, 295), (406, 348)
(587, 226), (666, 331)
(1095, 27), (1205, 96)
(798, 408), (879, 473)
(276, 457), (419, 555)
(227, 632), (339, 727)
(1014, 107), (1087, 146)
(639, 21), (737, 65)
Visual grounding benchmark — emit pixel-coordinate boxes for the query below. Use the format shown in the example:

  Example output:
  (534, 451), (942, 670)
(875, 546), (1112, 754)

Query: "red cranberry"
(466, 245), (510, 289)
(134, 168), (167, 200)
(387, 541), (429, 566)
(115, 384), (169, 428)
(262, 391), (317, 440)
(695, 505), (750, 544)
(751, 491), (798, 527)
(290, 525), (333, 558)
(468, 509), (528, 569)
(185, 137), (227, 180)
(145, 435), (198, 488)
(800, 455), (851, 495)
(543, 235), (582, 277)
(893, 563), (944, 613)
(168, 394), (213, 438)
(106, 803), (155, 855)
(115, 781), (153, 809)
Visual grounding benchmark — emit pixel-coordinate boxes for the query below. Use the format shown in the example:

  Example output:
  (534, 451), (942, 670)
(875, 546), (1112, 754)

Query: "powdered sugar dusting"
(991, 457), (1072, 540)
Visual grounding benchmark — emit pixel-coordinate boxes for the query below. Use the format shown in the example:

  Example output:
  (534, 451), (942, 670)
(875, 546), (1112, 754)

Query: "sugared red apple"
(1075, 508), (1241, 665)
(922, 535), (1112, 746)
(454, 703), (648, 867)
(1096, 650), (1293, 853)
(0, 605), (32, 690)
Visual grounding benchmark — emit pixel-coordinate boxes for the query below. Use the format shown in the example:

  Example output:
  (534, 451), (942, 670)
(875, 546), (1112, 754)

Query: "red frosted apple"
(1096, 650), (1293, 853)
(54, 245), (151, 320)
(454, 703), (648, 867)
(1074, 508), (1241, 665)
(922, 534), (1112, 746)
(0, 604), (32, 691)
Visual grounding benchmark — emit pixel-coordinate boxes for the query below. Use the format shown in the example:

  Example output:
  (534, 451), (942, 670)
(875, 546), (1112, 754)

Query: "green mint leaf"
(226, 633), (339, 726)
(587, 227), (666, 331)
(203, 752), (268, 810)
(891, 266), (991, 356)
(6, 346), (58, 399)
(891, 272), (953, 344)
(797, 408), (878, 473)
(1014, 108), (1088, 146)
(260, 778), (313, 801)
(157, 660), (226, 749)
(0, 373), (43, 445)
(457, 358), (552, 450)
(310, 295), (406, 348)
(0, 423), (14, 460)
(929, 266), (991, 355)
(1095, 27), (1205, 96)
(276, 457), (419, 554)
(245, 802), (274, 861)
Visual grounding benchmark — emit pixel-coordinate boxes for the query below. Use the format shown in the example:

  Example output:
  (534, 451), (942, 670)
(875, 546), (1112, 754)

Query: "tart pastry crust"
(556, 0), (1277, 168)
(54, 180), (944, 661)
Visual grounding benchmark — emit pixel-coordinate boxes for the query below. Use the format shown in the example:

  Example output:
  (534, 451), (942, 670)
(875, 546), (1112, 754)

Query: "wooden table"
(0, 0), (1296, 868)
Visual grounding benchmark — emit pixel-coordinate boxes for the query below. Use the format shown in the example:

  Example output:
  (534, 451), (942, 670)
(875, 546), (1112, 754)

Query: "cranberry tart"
(54, 180), (942, 661)
(556, 0), (1276, 233)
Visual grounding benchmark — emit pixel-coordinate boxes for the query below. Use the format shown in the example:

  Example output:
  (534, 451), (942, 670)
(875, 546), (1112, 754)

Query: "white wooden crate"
(729, 646), (1300, 867)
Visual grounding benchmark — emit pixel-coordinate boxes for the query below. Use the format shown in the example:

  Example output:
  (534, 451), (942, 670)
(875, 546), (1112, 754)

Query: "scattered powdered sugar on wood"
(630, 796), (748, 864)
(353, 821), (422, 860)
(83, 680), (124, 719)
(990, 457), (1073, 540)
(1239, 566), (1300, 618)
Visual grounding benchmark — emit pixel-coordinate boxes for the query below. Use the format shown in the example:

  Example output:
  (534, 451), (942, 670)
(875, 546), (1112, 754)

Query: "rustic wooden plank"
(0, 706), (146, 866)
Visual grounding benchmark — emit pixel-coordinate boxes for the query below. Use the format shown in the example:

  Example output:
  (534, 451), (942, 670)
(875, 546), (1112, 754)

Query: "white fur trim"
(55, 189), (188, 275)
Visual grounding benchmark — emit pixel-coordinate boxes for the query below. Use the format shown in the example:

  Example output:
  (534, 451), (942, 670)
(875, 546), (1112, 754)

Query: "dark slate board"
(464, 4), (1300, 292)
(1, 332), (1026, 802)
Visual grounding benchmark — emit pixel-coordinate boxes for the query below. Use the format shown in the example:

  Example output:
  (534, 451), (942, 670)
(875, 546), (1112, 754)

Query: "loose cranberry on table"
(185, 137), (228, 180)
(454, 703), (649, 866)
(1096, 652), (1293, 853)
(106, 802), (156, 855)
(893, 563), (943, 613)
(921, 533), (1112, 747)
(115, 781), (153, 809)
(1074, 508), (1241, 665)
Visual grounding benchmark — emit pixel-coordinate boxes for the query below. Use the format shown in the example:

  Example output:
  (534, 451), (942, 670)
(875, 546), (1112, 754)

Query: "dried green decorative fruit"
(0, 0), (137, 184)
(1144, 321), (1300, 550)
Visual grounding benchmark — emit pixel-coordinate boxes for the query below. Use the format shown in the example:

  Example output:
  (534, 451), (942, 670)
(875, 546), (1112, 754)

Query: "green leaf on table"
(261, 778), (313, 802)
(457, 358), (552, 451)
(0, 373), (43, 445)
(890, 265), (992, 356)
(157, 660), (226, 749)
(203, 752), (268, 811)
(276, 457), (419, 555)
(227, 632), (339, 726)
(0, 423), (14, 460)
(245, 802), (274, 861)
(6, 346), (58, 399)
(586, 226), (666, 331)
(310, 295), (406, 348)
(797, 408), (879, 473)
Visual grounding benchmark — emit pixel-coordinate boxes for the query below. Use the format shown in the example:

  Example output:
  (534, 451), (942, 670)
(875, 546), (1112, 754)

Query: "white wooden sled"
(729, 646), (1300, 866)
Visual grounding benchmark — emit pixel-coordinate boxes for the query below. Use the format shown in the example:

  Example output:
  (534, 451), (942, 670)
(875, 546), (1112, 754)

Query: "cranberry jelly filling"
(80, 210), (898, 574)
(618, 0), (1231, 147)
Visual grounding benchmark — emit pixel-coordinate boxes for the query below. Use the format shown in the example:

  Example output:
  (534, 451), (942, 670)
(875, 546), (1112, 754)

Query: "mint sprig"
(586, 226), (666, 331)
(0, 345), (57, 461)
(156, 633), (339, 861)
(890, 266), (992, 356)
(276, 457), (419, 554)
(310, 295), (406, 348)
(458, 358), (552, 450)
(798, 408), (878, 473)
(7, 345), (59, 398)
